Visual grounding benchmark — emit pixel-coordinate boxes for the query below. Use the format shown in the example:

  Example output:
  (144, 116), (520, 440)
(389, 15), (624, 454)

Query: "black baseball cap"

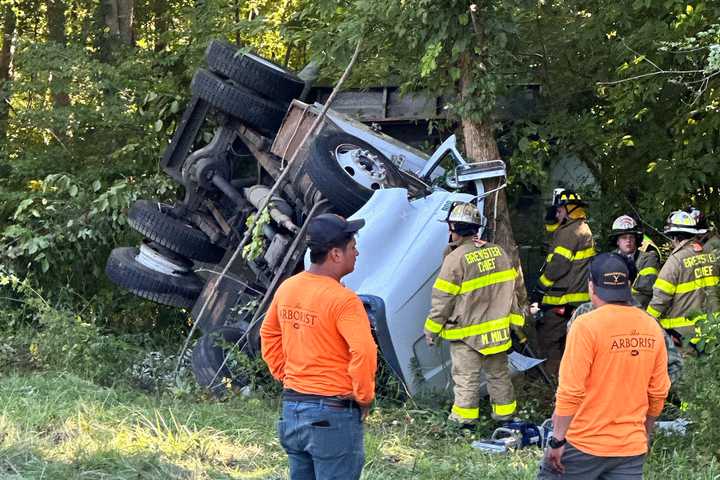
(307, 214), (365, 249)
(589, 252), (633, 303)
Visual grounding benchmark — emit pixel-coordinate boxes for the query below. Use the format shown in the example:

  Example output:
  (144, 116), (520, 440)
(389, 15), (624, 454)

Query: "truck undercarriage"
(105, 40), (540, 398)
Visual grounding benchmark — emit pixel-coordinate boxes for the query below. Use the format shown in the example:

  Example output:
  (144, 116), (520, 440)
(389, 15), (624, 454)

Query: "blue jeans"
(278, 400), (365, 480)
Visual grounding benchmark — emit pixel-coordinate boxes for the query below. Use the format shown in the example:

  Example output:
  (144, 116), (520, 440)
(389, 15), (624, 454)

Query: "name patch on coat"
(464, 246), (503, 265)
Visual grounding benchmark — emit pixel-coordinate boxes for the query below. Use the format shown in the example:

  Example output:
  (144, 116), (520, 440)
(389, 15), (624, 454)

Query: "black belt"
(282, 389), (359, 410)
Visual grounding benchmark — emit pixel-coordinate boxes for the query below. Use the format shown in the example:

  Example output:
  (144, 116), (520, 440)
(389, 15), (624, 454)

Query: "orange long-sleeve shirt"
(260, 271), (377, 405)
(556, 304), (670, 457)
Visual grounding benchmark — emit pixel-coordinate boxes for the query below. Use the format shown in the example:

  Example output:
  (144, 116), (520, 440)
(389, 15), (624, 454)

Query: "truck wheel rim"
(334, 144), (388, 190)
(136, 243), (190, 276)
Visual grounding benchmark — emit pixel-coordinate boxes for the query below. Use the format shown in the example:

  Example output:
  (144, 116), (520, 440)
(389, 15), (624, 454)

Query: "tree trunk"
(152, 0), (168, 51)
(46, 0), (70, 108)
(0, 4), (16, 141)
(117, 0), (134, 46)
(102, 0), (120, 38)
(234, 0), (240, 46)
(101, 0), (134, 53)
(461, 119), (529, 309)
(460, 57), (529, 310)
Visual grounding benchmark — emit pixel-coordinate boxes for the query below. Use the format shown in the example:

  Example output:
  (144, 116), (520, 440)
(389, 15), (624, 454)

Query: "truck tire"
(105, 247), (203, 308)
(191, 68), (287, 134)
(205, 40), (304, 104)
(128, 200), (225, 264)
(192, 326), (250, 398)
(306, 132), (406, 216)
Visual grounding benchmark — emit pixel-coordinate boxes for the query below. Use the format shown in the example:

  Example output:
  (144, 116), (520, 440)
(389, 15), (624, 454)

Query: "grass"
(0, 372), (718, 479)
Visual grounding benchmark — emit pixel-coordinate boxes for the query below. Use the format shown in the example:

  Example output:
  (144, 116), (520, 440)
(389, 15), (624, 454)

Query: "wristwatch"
(548, 436), (567, 449)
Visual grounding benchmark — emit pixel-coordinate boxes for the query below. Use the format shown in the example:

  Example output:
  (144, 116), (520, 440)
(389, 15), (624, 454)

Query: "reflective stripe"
(424, 318), (443, 333)
(573, 247), (596, 260)
(545, 223), (559, 233)
(631, 288), (639, 294)
(460, 268), (517, 294)
(433, 277), (461, 295)
(653, 275), (720, 296)
(660, 314), (706, 329)
(542, 292), (590, 305)
(654, 278), (676, 295)
(638, 267), (658, 276)
(509, 313), (525, 326)
(546, 253), (554, 263)
(480, 340), (512, 355)
(675, 276), (719, 294)
(434, 269), (519, 297)
(492, 400), (517, 417)
(550, 245), (595, 262)
(451, 404), (479, 420)
(539, 274), (554, 288)
(554, 246), (574, 260)
(647, 306), (661, 318)
(438, 316), (512, 341)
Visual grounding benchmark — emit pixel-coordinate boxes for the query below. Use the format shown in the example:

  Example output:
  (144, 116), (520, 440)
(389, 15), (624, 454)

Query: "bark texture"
(47, 0), (70, 109)
(460, 56), (529, 309)
(0, 4), (16, 141)
(102, 0), (134, 48)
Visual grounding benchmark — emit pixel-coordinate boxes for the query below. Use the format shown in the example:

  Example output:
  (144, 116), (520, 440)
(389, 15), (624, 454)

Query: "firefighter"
(608, 215), (662, 308)
(647, 210), (719, 347)
(688, 206), (720, 252)
(424, 202), (524, 425)
(543, 188), (565, 234)
(531, 190), (595, 376)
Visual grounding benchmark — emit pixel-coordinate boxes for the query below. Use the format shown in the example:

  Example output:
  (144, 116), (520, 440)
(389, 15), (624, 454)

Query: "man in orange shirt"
(260, 213), (377, 480)
(538, 253), (670, 479)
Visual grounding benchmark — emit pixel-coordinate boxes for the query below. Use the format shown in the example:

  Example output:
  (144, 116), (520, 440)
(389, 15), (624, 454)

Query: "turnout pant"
(448, 340), (516, 423)
(537, 309), (568, 377)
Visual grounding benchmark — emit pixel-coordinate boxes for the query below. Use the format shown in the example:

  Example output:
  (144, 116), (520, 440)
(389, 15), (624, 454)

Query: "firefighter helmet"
(553, 189), (588, 208)
(447, 202), (483, 226)
(685, 206), (708, 234)
(609, 215), (643, 242)
(664, 210), (703, 236)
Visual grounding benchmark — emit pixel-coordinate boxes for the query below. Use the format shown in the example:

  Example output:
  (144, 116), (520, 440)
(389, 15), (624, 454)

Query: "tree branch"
(597, 69), (706, 86)
(621, 38), (663, 73)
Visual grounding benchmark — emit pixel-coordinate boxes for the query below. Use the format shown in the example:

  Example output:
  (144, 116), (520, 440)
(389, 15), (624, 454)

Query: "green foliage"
(242, 209), (271, 260)
(507, 1), (720, 226)
(221, 338), (282, 398)
(290, 0), (518, 121)
(0, 267), (192, 392)
(498, 120), (551, 195)
(0, 370), (718, 479)
(679, 344), (720, 455)
(128, 349), (197, 397)
(0, 272), (137, 383)
(289, 0), (720, 230)
(3, 173), (173, 275)
(0, 172), (176, 316)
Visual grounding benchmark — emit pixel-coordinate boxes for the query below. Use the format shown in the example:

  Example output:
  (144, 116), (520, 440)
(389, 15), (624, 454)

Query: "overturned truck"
(106, 40), (530, 398)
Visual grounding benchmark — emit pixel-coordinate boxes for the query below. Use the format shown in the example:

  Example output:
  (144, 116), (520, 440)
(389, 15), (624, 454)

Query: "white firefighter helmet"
(610, 215), (643, 239)
(685, 206), (708, 234)
(447, 202), (483, 226)
(664, 210), (703, 236)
